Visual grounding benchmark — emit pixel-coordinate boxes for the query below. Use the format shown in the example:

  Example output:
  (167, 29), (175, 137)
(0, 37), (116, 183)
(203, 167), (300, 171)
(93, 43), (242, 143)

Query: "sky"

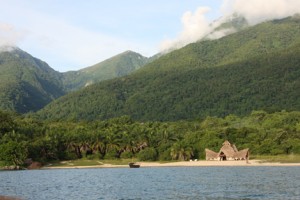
(1, 0), (300, 72)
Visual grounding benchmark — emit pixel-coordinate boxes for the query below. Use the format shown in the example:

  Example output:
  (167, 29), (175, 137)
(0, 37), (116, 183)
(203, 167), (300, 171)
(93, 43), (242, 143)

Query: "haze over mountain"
(35, 16), (300, 121)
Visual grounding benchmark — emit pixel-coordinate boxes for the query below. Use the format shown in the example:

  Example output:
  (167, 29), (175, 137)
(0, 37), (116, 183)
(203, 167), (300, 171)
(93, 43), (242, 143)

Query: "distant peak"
(118, 50), (145, 58)
(122, 50), (136, 54)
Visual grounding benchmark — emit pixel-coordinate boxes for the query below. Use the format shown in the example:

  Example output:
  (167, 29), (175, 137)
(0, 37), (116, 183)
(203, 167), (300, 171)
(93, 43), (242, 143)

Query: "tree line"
(1, 110), (300, 167)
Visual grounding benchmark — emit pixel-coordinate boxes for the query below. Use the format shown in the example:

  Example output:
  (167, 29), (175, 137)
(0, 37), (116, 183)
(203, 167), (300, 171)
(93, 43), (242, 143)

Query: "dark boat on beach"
(129, 162), (140, 168)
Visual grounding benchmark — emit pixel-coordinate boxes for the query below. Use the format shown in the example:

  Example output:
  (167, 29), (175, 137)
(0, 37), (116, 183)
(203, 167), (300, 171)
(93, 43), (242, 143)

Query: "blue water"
(0, 166), (299, 200)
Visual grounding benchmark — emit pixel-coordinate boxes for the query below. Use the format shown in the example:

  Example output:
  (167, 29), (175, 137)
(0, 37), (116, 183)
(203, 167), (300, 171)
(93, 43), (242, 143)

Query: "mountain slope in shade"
(0, 47), (65, 113)
(62, 50), (149, 91)
(35, 16), (300, 121)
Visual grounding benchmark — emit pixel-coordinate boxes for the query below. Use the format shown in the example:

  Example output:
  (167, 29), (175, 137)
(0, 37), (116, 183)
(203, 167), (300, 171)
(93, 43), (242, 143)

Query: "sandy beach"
(0, 196), (21, 200)
(42, 160), (300, 169)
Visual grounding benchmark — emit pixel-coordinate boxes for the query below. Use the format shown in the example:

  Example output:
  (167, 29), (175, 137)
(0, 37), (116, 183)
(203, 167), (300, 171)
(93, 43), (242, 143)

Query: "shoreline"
(42, 160), (300, 169)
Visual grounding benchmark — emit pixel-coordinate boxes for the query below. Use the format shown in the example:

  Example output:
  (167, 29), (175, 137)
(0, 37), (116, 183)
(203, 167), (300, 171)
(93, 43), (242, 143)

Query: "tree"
(170, 143), (194, 161)
(0, 140), (28, 167)
(0, 111), (15, 136)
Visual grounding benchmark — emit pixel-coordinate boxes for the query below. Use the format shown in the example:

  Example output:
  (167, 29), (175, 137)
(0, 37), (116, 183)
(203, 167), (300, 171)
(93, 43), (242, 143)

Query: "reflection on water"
(0, 167), (299, 200)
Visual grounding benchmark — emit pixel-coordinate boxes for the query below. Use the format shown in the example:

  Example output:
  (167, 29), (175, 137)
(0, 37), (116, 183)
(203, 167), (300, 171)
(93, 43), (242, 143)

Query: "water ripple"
(0, 167), (299, 200)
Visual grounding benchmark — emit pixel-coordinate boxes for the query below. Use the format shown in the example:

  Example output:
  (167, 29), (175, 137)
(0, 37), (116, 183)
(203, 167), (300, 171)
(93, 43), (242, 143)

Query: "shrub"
(137, 147), (158, 161)
(86, 154), (97, 160)
(158, 149), (172, 161)
(120, 151), (133, 159)
(104, 150), (118, 160)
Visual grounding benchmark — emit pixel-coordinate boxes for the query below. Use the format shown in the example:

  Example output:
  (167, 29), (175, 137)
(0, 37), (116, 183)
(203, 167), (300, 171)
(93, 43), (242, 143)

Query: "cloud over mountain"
(161, 0), (300, 52)
(0, 22), (25, 50)
(160, 7), (223, 52)
(223, 0), (300, 24)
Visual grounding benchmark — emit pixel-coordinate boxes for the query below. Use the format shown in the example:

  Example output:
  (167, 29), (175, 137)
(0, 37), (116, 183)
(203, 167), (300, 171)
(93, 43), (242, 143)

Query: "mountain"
(35, 16), (300, 121)
(0, 48), (151, 113)
(62, 50), (149, 91)
(0, 47), (65, 113)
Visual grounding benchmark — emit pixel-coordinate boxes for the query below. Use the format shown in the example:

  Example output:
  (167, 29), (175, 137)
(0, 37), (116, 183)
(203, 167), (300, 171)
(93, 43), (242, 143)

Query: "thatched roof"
(205, 148), (219, 160)
(234, 148), (249, 159)
(205, 140), (249, 160)
(232, 144), (238, 152)
(205, 148), (218, 157)
(219, 140), (236, 157)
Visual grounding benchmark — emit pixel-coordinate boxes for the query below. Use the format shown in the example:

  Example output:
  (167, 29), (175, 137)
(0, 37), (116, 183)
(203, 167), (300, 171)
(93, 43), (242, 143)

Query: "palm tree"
(170, 143), (194, 161)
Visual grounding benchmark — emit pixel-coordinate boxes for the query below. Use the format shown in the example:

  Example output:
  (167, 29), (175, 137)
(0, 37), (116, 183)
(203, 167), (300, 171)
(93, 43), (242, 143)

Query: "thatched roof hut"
(205, 148), (219, 160)
(205, 140), (249, 161)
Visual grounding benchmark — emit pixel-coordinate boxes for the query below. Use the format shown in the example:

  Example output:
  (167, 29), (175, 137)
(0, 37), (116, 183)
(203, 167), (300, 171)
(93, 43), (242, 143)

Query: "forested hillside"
(62, 51), (149, 91)
(36, 16), (300, 121)
(0, 48), (150, 113)
(0, 47), (65, 113)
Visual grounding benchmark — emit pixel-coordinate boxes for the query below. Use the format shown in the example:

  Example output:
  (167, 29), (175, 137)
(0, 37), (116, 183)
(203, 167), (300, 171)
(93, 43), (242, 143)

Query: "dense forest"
(1, 110), (300, 167)
(36, 16), (300, 121)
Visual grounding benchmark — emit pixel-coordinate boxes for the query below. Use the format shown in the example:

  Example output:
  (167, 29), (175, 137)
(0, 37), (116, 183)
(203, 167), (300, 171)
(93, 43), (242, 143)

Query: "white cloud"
(0, 22), (25, 49)
(223, 0), (300, 24)
(160, 7), (217, 52)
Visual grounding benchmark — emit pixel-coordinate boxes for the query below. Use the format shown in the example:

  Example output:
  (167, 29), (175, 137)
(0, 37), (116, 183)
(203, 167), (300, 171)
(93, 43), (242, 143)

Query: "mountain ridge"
(0, 48), (150, 113)
(35, 16), (300, 121)
(62, 50), (149, 91)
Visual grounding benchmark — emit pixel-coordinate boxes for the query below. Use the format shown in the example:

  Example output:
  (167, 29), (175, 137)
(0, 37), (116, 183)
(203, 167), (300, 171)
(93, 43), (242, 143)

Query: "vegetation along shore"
(1, 110), (300, 170)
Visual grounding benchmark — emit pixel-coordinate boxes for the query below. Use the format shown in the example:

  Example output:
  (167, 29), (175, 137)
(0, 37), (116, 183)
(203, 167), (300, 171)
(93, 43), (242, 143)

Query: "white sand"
(42, 160), (300, 169)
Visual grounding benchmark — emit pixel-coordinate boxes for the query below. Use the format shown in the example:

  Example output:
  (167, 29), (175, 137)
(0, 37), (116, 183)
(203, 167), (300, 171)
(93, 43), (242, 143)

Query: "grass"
(46, 158), (140, 167)
(45, 157), (178, 168)
(251, 154), (300, 163)
(0, 161), (5, 167)
(101, 158), (138, 165)
(48, 159), (103, 167)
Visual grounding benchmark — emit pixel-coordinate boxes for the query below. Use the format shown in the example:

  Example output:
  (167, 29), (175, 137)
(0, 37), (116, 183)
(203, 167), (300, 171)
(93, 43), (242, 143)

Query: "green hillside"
(0, 48), (151, 113)
(62, 50), (149, 91)
(36, 16), (300, 121)
(0, 47), (65, 113)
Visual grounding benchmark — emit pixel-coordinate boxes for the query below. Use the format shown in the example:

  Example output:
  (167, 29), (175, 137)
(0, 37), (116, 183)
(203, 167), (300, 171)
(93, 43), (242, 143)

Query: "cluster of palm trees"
(38, 117), (196, 162)
(2, 110), (300, 167)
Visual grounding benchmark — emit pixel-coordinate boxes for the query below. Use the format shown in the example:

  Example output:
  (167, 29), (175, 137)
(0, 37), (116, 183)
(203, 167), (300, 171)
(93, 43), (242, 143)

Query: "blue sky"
(0, 0), (223, 72)
(1, 0), (300, 72)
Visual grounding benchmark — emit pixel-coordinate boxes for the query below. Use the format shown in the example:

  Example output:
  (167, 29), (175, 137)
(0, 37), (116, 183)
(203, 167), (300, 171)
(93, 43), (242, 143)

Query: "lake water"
(0, 166), (299, 200)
